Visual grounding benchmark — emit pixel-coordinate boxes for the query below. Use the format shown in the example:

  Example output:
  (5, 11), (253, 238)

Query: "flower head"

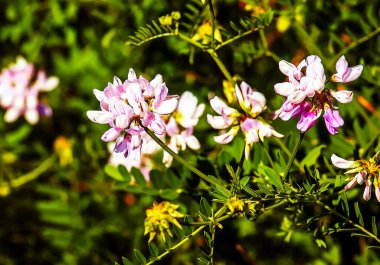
(208, 82), (283, 159)
(87, 68), (178, 162)
(144, 201), (185, 242)
(331, 152), (380, 202)
(274, 55), (362, 134)
(0, 57), (59, 124)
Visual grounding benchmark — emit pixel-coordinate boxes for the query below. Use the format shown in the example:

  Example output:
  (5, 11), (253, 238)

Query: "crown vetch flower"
(331, 152), (380, 202)
(0, 57), (59, 124)
(274, 55), (362, 134)
(87, 68), (178, 161)
(208, 82), (283, 159)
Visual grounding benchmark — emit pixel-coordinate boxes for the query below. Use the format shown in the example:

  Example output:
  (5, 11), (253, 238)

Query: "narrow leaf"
(134, 249), (146, 265)
(354, 202), (364, 227)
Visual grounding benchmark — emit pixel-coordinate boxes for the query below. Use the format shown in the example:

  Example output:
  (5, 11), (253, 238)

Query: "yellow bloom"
(144, 201), (185, 242)
(192, 21), (223, 44)
(53, 136), (73, 166)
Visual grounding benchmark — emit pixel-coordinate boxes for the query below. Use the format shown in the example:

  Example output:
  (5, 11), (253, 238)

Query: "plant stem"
(207, 50), (235, 85)
(316, 200), (380, 245)
(0, 156), (56, 197)
(143, 126), (229, 195)
(146, 225), (206, 265)
(260, 141), (280, 178)
(283, 132), (304, 179)
(329, 26), (380, 69)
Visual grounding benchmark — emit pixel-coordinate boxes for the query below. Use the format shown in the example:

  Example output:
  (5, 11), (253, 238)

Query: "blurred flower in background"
(0, 57), (59, 124)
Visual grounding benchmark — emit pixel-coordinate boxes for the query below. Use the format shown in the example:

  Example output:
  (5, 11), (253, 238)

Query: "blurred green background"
(0, 0), (379, 264)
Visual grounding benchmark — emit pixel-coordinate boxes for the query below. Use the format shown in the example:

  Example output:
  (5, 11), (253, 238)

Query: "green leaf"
(104, 164), (124, 181)
(159, 189), (180, 200)
(148, 242), (159, 257)
(372, 216), (378, 236)
(131, 167), (147, 186)
(150, 170), (164, 189)
(197, 257), (209, 264)
(165, 169), (182, 188)
(134, 249), (146, 265)
(118, 165), (131, 182)
(354, 202), (364, 227)
(259, 164), (283, 188)
(200, 197), (212, 217)
(240, 176), (250, 187)
(122, 256), (134, 265)
(300, 145), (326, 168)
(5, 124), (32, 144)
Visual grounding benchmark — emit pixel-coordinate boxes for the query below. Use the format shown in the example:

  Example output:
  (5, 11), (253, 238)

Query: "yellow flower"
(53, 136), (73, 166)
(192, 21), (223, 44)
(144, 201), (185, 242)
(227, 196), (245, 213)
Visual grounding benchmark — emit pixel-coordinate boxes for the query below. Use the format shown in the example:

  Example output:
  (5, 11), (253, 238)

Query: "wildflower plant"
(2, 1), (380, 265)
(85, 2), (380, 264)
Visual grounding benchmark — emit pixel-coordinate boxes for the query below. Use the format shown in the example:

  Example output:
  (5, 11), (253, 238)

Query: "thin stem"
(215, 30), (253, 51)
(146, 225), (206, 265)
(143, 126), (229, 195)
(329, 26), (380, 68)
(283, 132), (304, 179)
(207, 50), (234, 85)
(316, 200), (380, 245)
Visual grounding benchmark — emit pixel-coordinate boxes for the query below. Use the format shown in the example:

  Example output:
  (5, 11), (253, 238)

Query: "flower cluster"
(208, 82), (283, 159)
(144, 201), (185, 242)
(163, 91), (205, 166)
(0, 57), (59, 124)
(331, 152), (380, 202)
(274, 55), (363, 134)
(87, 69), (179, 162)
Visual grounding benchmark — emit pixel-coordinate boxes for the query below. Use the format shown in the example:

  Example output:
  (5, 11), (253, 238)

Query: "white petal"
(331, 90), (353, 103)
(87, 110), (113, 124)
(25, 109), (39, 124)
(154, 97), (179, 115)
(279, 60), (296, 77)
(101, 127), (121, 142)
(42, 77), (59, 91)
(331, 154), (355, 169)
(4, 109), (21, 123)
(128, 68), (137, 80)
(185, 135), (200, 150)
(288, 90), (307, 104)
(274, 82), (296, 97)
(207, 114), (231, 129)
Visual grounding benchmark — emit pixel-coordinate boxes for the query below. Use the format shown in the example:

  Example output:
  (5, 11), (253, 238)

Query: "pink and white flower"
(208, 82), (283, 159)
(274, 55), (361, 134)
(331, 152), (380, 202)
(87, 68), (178, 161)
(0, 57), (59, 124)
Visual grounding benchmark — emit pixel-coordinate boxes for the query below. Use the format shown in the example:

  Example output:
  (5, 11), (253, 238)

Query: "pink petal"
(185, 135), (201, 150)
(207, 114), (232, 129)
(214, 126), (239, 144)
(279, 60), (296, 77)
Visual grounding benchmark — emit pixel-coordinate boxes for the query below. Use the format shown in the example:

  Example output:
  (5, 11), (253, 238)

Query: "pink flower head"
(208, 82), (283, 159)
(87, 68), (178, 160)
(332, 56), (363, 83)
(274, 54), (361, 134)
(331, 152), (380, 202)
(0, 57), (59, 124)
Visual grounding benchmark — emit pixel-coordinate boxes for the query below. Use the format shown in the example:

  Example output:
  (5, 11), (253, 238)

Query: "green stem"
(329, 26), (380, 69)
(207, 50), (234, 85)
(146, 225), (206, 265)
(143, 126), (229, 195)
(316, 200), (380, 245)
(0, 156), (56, 197)
(283, 132), (305, 179)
